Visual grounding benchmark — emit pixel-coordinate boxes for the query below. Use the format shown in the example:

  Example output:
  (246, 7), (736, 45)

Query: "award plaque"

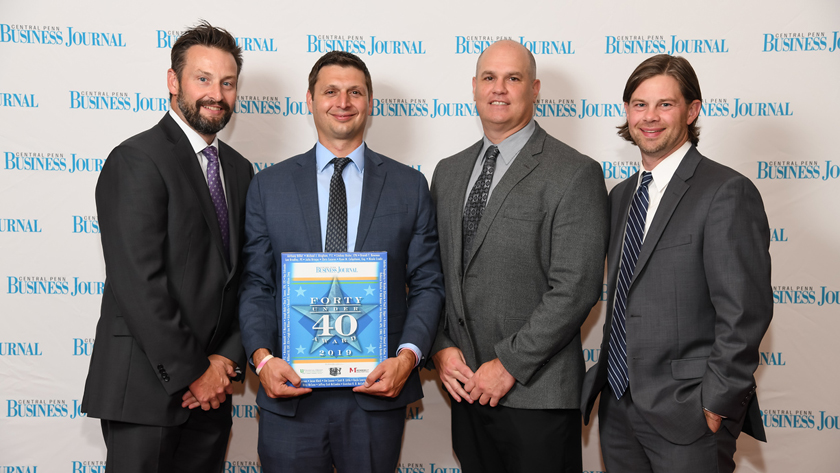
(281, 252), (388, 388)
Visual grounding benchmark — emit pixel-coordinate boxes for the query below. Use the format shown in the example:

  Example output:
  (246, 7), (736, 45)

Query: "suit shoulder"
(370, 150), (427, 183)
(693, 154), (759, 191)
(541, 132), (598, 167)
(218, 140), (251, 168)
(251, 151), (308, 182)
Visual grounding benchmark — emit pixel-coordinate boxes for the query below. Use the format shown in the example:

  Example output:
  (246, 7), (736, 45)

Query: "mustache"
(196, 99), (231, 113)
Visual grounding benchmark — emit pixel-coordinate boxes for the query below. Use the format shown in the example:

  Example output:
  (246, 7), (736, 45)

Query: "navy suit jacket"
(239, 145), (444, 415)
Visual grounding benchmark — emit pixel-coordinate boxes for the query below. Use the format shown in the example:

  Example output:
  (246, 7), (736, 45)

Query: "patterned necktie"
(325, 157), (351, 252)
(201, 146), (230, 260)
(462, 145), (499, 268)
(607, 171), (653, 399)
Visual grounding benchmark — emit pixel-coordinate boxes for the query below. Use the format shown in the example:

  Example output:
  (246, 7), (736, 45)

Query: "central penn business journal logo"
(307, 35), (425, 55)
(396, 464), (462, 473)
(762, 31), (840, 52)
(1, 93), (38, 108)
(604, 34), (728, 54)
(223, 461), (262, 473)
(454, 35), (574, 54)
(156, 29), (276, 51)
(72, 461), (106, 472)
(772, 285), (839, 306)
(7, 276), (104, 296)
(5, 152), (104, 173)
(0, 466), (38, 473)
(0, 24), (126, 47)
(756, 161), (839, 180)
(761, 409), (840, 431)
(69, 91), (168, 113)
(6, 399), (85, 419)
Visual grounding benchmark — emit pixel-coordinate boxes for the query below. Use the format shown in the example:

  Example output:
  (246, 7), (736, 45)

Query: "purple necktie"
(201, 146), (230, 260)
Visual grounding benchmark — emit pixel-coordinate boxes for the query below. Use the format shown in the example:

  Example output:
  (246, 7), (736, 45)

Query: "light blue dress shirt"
(314, 141), (421, 366)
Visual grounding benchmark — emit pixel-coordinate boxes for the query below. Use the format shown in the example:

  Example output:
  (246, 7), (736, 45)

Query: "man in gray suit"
(430, 40), (609, 472)
(581, 54), (772, 473)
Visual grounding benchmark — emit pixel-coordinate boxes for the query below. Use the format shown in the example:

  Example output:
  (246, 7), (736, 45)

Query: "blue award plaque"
(281, 252), (388, 388)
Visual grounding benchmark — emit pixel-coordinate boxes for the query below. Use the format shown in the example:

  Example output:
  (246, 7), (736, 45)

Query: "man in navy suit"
(238, 51), (444, 473)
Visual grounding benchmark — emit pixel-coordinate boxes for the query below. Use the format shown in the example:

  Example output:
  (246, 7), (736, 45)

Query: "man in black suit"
(238, 51), (444, 473)
(81, 22), (253, 473)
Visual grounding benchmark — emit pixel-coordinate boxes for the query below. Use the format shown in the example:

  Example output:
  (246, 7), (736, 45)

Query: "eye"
(198, 77), (207, 82)
(223, 81), (233, 87)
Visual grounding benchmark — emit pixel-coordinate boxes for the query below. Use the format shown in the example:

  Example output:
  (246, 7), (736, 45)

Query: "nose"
(337, 92), (351, 108)
(491, 79), (507, 95)
(206, 81), (223, 102)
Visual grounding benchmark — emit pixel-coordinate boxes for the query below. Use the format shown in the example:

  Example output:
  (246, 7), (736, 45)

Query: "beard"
(177, 93), (233, 136)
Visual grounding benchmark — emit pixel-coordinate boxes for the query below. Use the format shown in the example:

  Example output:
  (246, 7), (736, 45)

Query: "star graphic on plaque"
(291, 277), (379, 354)
(295, 286), (306, 297)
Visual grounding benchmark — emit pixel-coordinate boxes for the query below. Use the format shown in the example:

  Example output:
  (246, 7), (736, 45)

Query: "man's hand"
(253, 349), (312, 399)
(186, 357), (234, 411)
(464, 358), (515, 407)
(183, 355), (239, 409)
(431, 347), (475, 403)
(353, 349), (416, 398)
(704, 409), (723, 433)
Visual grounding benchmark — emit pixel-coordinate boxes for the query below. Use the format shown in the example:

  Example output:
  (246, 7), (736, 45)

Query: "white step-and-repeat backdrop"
(2, 1), (838, 472)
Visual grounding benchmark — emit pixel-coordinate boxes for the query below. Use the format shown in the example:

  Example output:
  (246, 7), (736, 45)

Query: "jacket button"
(162, 375), (170, 382)
(458, 319), (465, 326)
(157, 364), (163, 369)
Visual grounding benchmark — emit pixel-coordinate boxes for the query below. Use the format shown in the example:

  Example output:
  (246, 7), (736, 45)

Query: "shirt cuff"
(398, 343), (421, 368)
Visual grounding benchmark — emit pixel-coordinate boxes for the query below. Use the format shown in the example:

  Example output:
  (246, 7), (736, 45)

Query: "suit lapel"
(448, 140), (483, 277)
(291, 148), (323, 253)
(463, 126), (543, 271)
(219, 143), (240, 270)
(162, 115), (230, 269)
(632, 146), (702, 284)
(354, 149), (385, 251)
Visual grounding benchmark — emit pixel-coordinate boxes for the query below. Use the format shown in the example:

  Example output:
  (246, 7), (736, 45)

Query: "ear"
(306, 89), (314, 114)
(472, 76), (477, 100)
(167, 69), (179, 97)
(532, 78), (541, 101)
(687, 99), (701, 125)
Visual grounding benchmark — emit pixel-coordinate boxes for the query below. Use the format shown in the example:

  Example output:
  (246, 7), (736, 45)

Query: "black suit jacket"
(82, 113), (253, 426)
(238, 145), (444, 415)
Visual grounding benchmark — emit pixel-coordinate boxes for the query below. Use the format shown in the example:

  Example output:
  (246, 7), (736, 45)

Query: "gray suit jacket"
(430, 122), (609, 409)
(581, 146), (772, 445)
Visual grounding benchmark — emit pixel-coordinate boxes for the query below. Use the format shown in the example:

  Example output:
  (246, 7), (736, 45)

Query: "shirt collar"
(315, 141), (366, 174)
(168, 109), (219, 154)
(643, 141), (692, 193)
(481, 119), (536, 165)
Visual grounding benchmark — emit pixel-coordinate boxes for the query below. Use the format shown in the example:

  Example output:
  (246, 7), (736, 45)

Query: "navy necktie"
(462, 145), (499, 268)
(607, 171), (653, 399)
(201, 146), (230, 261)
(325, 157), (351, 252)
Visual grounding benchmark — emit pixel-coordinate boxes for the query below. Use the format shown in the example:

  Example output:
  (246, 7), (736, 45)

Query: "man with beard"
(81, 22), (253, 473)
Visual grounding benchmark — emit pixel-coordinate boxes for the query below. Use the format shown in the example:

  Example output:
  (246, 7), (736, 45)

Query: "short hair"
(171, 20), (243, 81)
(475, 40), (537, 81)
(617, 54), (702, 146)
(307, 51), (373, 97)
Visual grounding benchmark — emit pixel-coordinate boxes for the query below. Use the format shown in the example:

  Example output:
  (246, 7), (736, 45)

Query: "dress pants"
(450, 395), (582, 473)
(598, 387), (738, 473)
(258, 389), (406, 473)
(101, 399), (232, 473)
